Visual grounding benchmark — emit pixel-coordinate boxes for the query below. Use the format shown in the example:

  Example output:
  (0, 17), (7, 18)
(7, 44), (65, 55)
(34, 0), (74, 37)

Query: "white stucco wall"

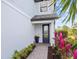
(35, 0), (54, 15)
(34, 24), (43, 43)
(1, 1), (35, 59)
(3, 0), (37, 17)
(4, 0), (54, 16)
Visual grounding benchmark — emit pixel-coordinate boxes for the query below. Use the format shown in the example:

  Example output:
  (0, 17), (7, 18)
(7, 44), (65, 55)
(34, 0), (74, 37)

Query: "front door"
(42, 24), (50, 43)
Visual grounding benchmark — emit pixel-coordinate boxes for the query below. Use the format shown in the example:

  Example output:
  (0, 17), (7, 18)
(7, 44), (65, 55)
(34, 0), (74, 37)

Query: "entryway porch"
(31, 14), (59, 46)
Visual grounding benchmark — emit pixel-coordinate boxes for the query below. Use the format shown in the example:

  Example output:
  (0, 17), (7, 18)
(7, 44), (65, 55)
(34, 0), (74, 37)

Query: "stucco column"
(50, 20), (55, 46)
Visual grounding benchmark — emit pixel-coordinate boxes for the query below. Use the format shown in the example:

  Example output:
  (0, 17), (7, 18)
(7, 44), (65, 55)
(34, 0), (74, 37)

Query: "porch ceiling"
(31, 13), (59, 21)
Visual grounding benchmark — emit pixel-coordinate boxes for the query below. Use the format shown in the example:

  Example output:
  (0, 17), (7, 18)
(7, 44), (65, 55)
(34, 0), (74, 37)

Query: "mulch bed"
(48, 46), (61, 59)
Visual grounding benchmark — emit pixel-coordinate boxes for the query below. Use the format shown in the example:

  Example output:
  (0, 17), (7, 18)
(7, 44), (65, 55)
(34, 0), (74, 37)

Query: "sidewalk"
(27, 43), (49, 59)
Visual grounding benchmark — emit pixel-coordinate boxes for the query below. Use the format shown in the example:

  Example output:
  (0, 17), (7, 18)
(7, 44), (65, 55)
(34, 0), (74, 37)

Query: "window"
(40, 1), (48, 12)
(40, 6), (47, 12)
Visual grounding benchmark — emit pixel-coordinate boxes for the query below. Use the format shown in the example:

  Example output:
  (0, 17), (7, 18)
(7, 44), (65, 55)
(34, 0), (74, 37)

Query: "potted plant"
(34, 35), (40, 43)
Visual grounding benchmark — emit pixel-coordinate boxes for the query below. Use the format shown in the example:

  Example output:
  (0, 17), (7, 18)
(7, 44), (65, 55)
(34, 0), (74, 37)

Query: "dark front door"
(42, 24), (50, 43)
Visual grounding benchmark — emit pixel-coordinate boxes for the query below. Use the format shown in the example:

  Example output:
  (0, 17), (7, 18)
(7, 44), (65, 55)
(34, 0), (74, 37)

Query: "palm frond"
(50, 0), (77, 25)
(60, 0), (77, 25)
(48, 0), (56, 7)
(61, 0), (71, 14)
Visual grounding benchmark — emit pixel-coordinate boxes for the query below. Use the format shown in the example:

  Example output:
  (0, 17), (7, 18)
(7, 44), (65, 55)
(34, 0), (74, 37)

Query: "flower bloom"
(73, 49), (77, 59)
(54, 32), (57, 44)
(65, 43), (72, 56)
(55, 32), (57, 37)
(66, 44), (72, 52)
(59, 32), (65, 49)
(59, 32), (63, 40)
(59, 38), (65, 49)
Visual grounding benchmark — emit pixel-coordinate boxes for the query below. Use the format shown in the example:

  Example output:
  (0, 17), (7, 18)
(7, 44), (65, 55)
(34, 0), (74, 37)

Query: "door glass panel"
(44, 25), (48, 39)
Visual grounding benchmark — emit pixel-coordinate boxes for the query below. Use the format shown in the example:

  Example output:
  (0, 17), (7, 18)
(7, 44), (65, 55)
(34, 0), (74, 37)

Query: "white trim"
(0, 1), (1, 59)
(50, 21), (55, 46)
(32, 20), (54, 24)
(2, 0), (31, 18)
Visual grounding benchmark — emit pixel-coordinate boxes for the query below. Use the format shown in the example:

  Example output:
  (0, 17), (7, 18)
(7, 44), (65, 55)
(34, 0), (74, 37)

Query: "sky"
(55, 0), (77, 28)
(55, 17), (72, 28)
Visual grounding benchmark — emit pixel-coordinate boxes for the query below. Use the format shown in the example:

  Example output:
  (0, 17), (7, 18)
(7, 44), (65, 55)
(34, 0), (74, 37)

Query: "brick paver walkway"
(27, 43), (49, 59)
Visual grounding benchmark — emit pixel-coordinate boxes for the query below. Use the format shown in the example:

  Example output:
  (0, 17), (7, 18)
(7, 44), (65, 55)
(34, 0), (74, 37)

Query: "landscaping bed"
(48, 46), (61, 59)
(12, 43), (36, 59)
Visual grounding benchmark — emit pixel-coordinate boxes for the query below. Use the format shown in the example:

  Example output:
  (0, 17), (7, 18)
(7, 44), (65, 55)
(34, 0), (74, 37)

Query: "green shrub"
(71, 28), (77, 35)
(26, 47), (32, 55)
(20, 48), (28, 58)
(12, 43), (36, 59)
(12, 50), (21, 59)
(30, 44), (35, 49)
(72, 43), (77, 51)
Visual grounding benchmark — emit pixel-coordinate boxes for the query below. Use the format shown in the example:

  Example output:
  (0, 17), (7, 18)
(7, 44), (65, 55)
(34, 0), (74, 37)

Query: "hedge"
(12, 43), (36, 59)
